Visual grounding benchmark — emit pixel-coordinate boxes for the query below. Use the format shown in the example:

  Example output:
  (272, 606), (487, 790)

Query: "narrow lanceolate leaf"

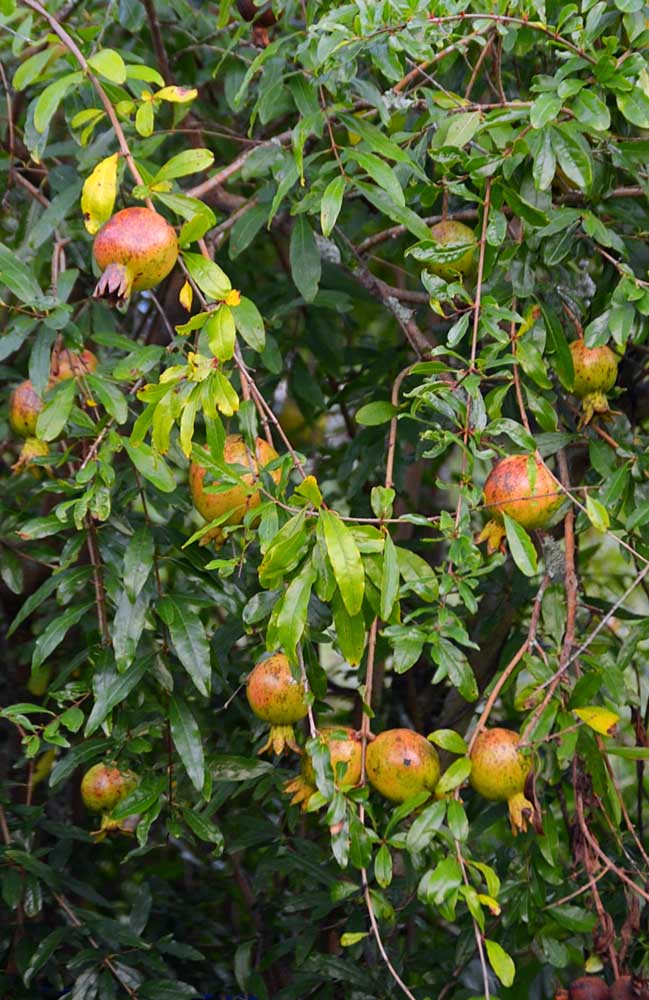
(289, 216), (321, 302)
(81, 153), (119, 235)
(332, 590), (366, 666)
(36, 378), (75, 441)
(170, 695), (205, 793)
(276, 561), (317, 663)
(320, 175), (345, 237)
(503, 514), (538, 577)
(346, 149), (404, 206)
(380, 531), (399, 621)
(85, 656), (150, 736)
(32, 602), (94, 671)
(160, 598), (211, 697)
(320, 510), (364, 617)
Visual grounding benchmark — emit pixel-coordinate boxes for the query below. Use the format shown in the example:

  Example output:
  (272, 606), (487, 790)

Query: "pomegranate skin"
(483, 454), (562, 530)
(9, 380), (43, 438)
(427, 220), (475, 280)
(51, 348), (98, 381)
(366, 729), (440, 803)
(286, 726), (362, 808)
(470, 728), (529, 802)
(81, 763), (137, 813)
(569, 976), (611, 1000)
(247, 653), (309, 754)
(189, 434), (280, 532)
(237, 0), (277, 26)
(93, 207), (178, 303)
(570, 341), (618, 398)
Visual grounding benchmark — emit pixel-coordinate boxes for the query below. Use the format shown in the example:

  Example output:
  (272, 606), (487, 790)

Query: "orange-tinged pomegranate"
(247, 653), (309, 755)
(478, 454), (563, 553)
(284, 726), (362, 808)
(50, 347), (98, 382)
(366, 729), (440, 803)
(427, 220), (476, 280)
(469, 728), (534, 835)
(93, 207), (178, 305)
(189, 434), (280, 543)
(81, 763), (138, 813)
(569, 340), (619, 425)
(9, 380), (43, 438)
(569, 976), (611, 1000)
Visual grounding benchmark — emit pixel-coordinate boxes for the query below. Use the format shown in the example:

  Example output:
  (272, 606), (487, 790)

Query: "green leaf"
(435, 757), (472, 795)
(380, 531), (399, 621)
(289, 216), (321, 302)
(530, 93), (562, 129)
(159, 597), (211, 697)
(503, 514), (538, 577)
(211, 755), (274, 780)
(276, 561), (317, 663)
(33, 72), (83, 134)
(232, 296), (265, 351)
(32, 602), (94, 671)
(36, 378), (75, 441)
(346, 149), (404, 206)
(320, 175), (345, 237)
(23, 928), (68, 987)
(428, 729), (468, 754)
(585, 495), (610, 532)
(320, 510), (365, 617)
(123, 527), (154, 600)
(572, 90), (610, 131)
(154, 149), (215, 182)
(485, 939), (516, 987)
(355, 401), (398, 426)
(331, 590), (366, 666)
(85, 656), (149, 736)
(85, 374), (128, 424)
(206, 306), (236, 361)
(181, 808), (224, 851)
(541, 302), (575, 388)
(374, 844), (393, 888)
(123, 439), (177, 493)
(170, 695), (205, 793)
(88, 49), (127, 83)
(617, 86), (649, 128)
(0, 243), (46, 304)
(182, 251), (231, 300)
(444, 110), (481, 147)
(551, 903), (597, 932)
(551, 124), (593, 190)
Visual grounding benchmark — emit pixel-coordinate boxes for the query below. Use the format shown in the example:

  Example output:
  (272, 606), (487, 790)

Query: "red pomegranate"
(50, 347), (98, 381)
(469, 728), (534, 835)
(568, 976), (611, 1000)
(284, 726), (362, 808)
(478, 453), (563, 553)
(366, 729), (440, 803)
(93, 207), (178, 304)
(569, 340), (619, 425)
(247, 653), (309, 755)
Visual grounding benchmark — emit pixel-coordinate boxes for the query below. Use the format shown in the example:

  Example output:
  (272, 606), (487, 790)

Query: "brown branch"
(141, 0), (173, 83)
(85, 516), (110, 645)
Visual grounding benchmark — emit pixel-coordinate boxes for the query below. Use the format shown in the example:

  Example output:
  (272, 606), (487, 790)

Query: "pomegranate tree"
(189, 433), (280, 544)
(284, 726), (362, 808)
(478, 453), (563, 553)
(247, 653), (309, 755)
(569, 340), (619, 425)
(469, 728), (534, 835)
(366, 729), (440, 803)
(93, 207), (178, 305)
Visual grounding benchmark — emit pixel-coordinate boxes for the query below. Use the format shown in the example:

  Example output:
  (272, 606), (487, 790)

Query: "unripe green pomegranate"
(478, 454), (563, 553)
(81, 763), (138, 813)
(93, 207), (178, 304)
(569, 340), (619, 425)
(9, 380), (43, 438)
(50, 347), (98, 382)
(366, 729), (440, 803)
(284, 726), (362, 808)
(247, 653), (309, 755)
(469, 728), (533, 835)
(427, 220), (476, 280)
(569, 976), (611, 1000)
(189, 434), (280, 544)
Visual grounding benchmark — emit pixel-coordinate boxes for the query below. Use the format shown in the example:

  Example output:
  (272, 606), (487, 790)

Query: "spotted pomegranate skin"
(93, 207), (178, 304)
(50, 348), (98, 381)
(236, 0), (277, 25)
(247, 653), (308, 754)
(366, 729), (440, 803)
(9, 380), (43, 438)
(483, 454), (562, 530)
(469, 727), (534, 835)
(81, 763), (138, 813)
(285, 726), (362, 807)
(428, 220), (476, 280)
(570, 341), (618, 398)
(569, 976), (611, 1000)
(189, 434), (280, 530)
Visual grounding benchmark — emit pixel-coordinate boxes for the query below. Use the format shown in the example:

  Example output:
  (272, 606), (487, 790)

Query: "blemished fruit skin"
(366, 729), (440, 803)
(484, 454), (562, 530)
(247, 653), (309, 754)
(50, 348), (98, 381)
(569, 977), (611, 1000)
(81, 763), (138, 813)
(93, 208), (178, 304)
(470, 728), (534, 835)
(286, 727), (362, 808)
(189, 434), (280, 531)
(9, 380), (43, 438)
(427, 220), (476, 280)
(236, 0), (277, 25)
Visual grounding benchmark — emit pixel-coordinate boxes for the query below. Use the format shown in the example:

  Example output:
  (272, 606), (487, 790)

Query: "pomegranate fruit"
(81, 763), (138, 813)
(9, 380), (43, 438)
(478, 453), (563, 553)
(284, 726), (362, 808)
(11, 436), (49, 476)
(427, 220), (476, 280)
(469, 728), (534, 835)
(569, 977), (611, 1000)
(50, 347), (98, 382)
(93, 207), (178, 304)
(236, 0), (277, 26)
(366, 729), (440, 803)
(569, 340), (619, 425)
(247, 652), (309, 755)
(189, 434), (280, 543)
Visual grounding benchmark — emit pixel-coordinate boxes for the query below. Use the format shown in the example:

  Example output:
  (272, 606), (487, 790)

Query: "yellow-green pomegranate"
(569, 340), (619, 425)
(366, 729), (440, 803)
(427, 220), (476, 280)
(247, 653), (309, 755)
(469, 728), (533, 835)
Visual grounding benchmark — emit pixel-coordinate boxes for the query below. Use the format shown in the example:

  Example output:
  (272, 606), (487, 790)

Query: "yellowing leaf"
(574, 706), (620, 736)
(155, 85), (198, 103)
(179, 280), (193, 312)
(478, 894), (501, 916)
(81, 153), (119, 235)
